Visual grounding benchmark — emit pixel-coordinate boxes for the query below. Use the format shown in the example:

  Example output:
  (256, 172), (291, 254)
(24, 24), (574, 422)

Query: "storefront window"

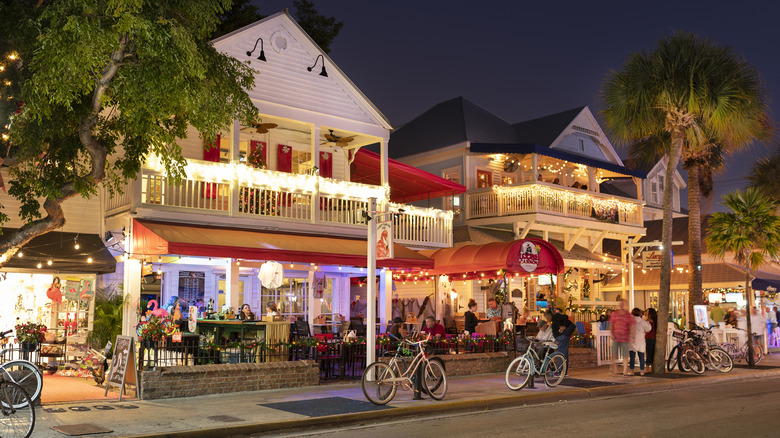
(262, 277), (308, 320)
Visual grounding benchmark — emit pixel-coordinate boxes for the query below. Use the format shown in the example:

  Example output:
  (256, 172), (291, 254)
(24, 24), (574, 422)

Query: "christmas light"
(87, 257), (93, 263)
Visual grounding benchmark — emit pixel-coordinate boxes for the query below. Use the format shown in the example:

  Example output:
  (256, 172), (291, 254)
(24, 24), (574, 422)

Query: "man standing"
(709, 301), (727, 326)
(610, 300), (634, 377)
(546, 308), (576, 369)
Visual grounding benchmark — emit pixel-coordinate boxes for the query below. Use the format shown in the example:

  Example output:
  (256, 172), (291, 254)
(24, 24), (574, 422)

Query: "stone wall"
(140, 360), (319, 400)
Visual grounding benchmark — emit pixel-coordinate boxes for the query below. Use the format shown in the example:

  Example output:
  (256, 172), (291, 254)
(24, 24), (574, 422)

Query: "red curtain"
(319, 151), (332, 178)
(249, 141), (267, 167)
(277, 144), (292, 173)
(203, 135), (221, 198)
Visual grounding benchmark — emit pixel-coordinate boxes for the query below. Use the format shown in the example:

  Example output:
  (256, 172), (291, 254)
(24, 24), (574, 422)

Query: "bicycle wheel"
(0, 362), (42, 406)
(0, 381), (35, 438)
(543, 353), (567, 388)
(707, 347), (733, 373)
(753, 344), (764, 364)
(423, 360), (447, 400)
(666, 346), (680, 372)
(682, 349), (705, 374)
(361, 362), (397, 405)
(505, 356), (533, 391)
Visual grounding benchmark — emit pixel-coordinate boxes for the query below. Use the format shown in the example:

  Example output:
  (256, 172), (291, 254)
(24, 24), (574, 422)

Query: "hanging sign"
(642, 251), (662, 270)
(376, 220), (394, 260)
(188, 306), (198, 332)
(518, 241), (541, 272)
(105, 336), (139, 401)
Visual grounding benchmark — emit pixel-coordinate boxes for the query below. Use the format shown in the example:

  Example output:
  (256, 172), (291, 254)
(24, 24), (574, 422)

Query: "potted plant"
(15, 321), (47, 352)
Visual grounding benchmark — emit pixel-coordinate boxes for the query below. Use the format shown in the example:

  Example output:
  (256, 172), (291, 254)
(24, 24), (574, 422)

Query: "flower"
(15, 321), (47, 344)
(136, 315), (172, 342)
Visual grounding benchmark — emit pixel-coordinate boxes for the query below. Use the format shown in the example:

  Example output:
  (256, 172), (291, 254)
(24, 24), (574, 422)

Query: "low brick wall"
(438, 352), (514, 376)
(140, 360), (319, 400)
(569, 347), (597, 368)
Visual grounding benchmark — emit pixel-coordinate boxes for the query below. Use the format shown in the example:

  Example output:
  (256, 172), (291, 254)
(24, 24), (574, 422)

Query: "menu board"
(105, 335), (138, 400)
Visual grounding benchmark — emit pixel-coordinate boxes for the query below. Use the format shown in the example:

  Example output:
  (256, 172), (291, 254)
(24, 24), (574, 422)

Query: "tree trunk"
(687, 165), (703, 326)
(745, 264), (756, 367)
(654, 126), (685, 375)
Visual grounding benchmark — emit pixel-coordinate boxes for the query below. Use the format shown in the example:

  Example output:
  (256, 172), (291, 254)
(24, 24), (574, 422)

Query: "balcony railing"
(466, 182), (643, 226)
(105, 159), (453, 248)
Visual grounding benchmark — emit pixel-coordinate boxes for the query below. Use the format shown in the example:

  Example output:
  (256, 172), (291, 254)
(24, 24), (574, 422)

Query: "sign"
(671, 330), (685, 340)
(188, 305), (198, 332)
(376, 220), (394, 260)
(518, 241), (540, 272)
(105, 336), (138, 401)
(693, 304), (708, 327)
(642, 251), (662, 270)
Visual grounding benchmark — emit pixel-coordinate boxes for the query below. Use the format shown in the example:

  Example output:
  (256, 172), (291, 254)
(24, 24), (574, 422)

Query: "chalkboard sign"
(105, 336), (138, 401)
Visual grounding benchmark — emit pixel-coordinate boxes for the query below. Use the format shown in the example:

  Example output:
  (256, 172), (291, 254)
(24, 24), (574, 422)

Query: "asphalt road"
(273, 375), (780, 438)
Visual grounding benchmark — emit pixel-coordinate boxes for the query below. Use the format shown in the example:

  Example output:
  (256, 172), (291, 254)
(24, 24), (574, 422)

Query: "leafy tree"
(748, 144), (780, 204)
(706, 188), (780, 367)
(601, 32), (769, 374)
(0, 0), (258, 264)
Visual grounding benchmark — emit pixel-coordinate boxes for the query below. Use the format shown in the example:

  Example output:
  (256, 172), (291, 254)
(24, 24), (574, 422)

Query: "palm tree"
(748, 144), (780, 204)
(706, 188), (780, 367)
(601, 32), (769, 374)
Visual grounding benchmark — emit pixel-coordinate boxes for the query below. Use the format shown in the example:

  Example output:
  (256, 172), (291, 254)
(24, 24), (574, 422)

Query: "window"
(650, 182), (658, 204)
(292, 150), (313, 174)
(578, 138), (585, 152)
(658, 176), (665, 191)
(261, 277), (308, 320)
(476, 170), (493, 188)
(443, 167), (462, 219)
(500, 174), (515, 185)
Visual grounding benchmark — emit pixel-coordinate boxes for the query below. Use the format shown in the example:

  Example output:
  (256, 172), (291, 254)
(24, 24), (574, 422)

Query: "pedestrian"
(645, 308), (658, 373)
(709, 302), (727, 326)
(768, 306), (778, 345)
(546, 308), (576, 369)
(609, 300), (634, 377)
(629, 308), (651, 376)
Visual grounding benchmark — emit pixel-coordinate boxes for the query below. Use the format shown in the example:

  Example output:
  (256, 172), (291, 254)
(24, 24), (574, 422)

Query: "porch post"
(379, 268), (391, 329)
(380, 139), (389, 187)
(226, 259), (240, 313)
(122, 258), (142, 337)
(366, 197), (378, 366)
(307, 268), (315, 335)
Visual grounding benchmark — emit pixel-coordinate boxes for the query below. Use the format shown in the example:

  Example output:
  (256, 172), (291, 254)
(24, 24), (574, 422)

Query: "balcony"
(105, 158), (453, 248)
(465, 182), (644, 227)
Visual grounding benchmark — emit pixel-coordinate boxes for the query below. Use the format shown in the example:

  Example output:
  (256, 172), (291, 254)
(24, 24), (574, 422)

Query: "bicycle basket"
(515, 337), (531, 354)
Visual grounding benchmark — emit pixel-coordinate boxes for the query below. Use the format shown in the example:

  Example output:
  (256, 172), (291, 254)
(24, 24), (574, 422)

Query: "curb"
(117, 366), (780, 438)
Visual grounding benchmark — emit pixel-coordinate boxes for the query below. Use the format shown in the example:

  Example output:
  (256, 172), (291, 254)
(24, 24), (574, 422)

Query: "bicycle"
(0, 330), (43, 406)
(721, 328), (764, 364)
(672, 326), (733, 374)
(505, 337), (567, 390)
(0, 365), (35, 438)
(362, 336), (447, 405)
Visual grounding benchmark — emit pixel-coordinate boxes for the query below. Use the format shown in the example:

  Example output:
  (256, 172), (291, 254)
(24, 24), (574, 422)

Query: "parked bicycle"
(505, 337), (567, 390)
(667, 327), (732, 374)
(720, 328), (763, 364)
(0, 330), (43, 406)
(362, 336), (447, 405)
(0, 362), (35, 438)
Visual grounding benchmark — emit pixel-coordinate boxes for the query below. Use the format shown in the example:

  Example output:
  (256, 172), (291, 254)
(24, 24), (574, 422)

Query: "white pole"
(366, 197), (377, 366)
(628, 237), (635, 310)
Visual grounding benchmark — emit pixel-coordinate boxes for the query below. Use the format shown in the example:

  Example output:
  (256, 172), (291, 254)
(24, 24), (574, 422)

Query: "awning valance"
(350, 149), (466, 203)
(131, 219), (434, 269)
(420, 238), (564, 279)
(752, 276), (780, 292)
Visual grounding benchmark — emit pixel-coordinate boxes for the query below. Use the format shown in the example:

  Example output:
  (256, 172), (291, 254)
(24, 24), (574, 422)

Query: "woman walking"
(645, 308), (657, 373)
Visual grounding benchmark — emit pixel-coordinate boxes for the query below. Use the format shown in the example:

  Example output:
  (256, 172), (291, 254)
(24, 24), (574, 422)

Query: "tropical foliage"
(86, 285), (128, 355)
(706, 188), (780, 367)
(601, 32), (770, 373)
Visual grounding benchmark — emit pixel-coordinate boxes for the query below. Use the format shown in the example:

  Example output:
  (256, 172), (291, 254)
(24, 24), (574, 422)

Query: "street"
(273, 375), (780, 438)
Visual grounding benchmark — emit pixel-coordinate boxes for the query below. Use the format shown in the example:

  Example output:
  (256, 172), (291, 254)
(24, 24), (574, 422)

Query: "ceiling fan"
(322, 129), (355, 146)
(241, 119), (278, 134)
(504, 157), (519, 172)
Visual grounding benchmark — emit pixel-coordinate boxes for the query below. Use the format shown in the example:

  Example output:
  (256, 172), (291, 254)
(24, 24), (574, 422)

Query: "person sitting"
(552, 177), (560, 184)
(571, 181), (581, 189)
(464, 299), (480, 334)
(237, 303), (255, 321)
(486, 298), (503, 322)
(420, 316), (445, 340)
(266, 301), (279, 318)
(388, 317), (408, 340)
(534, 319), (556, 363)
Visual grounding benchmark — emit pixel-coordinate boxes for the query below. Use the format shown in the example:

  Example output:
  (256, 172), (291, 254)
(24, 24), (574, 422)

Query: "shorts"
(612, 341), (629, 358)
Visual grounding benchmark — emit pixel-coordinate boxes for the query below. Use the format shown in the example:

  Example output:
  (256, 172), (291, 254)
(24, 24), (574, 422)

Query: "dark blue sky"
(256, 1), (780, 212)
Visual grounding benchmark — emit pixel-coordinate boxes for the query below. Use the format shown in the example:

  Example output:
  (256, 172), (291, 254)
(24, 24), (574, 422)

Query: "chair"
(575, 321), (587, 347)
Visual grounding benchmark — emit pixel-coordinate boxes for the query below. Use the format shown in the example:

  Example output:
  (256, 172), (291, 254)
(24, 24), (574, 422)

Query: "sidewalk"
(36, 354), (780, 438)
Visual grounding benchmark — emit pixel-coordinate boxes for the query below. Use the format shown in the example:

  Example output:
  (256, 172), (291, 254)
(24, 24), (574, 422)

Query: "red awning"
(350, 149), (466, 203)
(420, 238), (564, 279)
(131, 219), (434, 269)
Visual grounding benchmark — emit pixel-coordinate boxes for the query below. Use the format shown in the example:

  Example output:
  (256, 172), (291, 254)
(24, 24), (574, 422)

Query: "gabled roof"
(212, 11), (391, 130)
(512, 107), (585, 146)
(389, 97), (519, 158)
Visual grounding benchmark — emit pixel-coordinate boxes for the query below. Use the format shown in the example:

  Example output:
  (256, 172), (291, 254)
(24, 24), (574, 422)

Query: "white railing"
(104, 160), (453, 248)
(467, 182), (644, 226)
(105, 181), (134, 214)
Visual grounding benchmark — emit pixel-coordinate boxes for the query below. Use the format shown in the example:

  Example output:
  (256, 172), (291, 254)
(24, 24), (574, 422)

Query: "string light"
(87, 257), (93, 263)
(17, 252), (22, 258)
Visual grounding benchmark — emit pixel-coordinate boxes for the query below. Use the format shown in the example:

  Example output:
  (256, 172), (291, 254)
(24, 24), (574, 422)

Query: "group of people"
(387, 315), (446, 340)
(608, 300), (658, 377)
(235, 301), (279, 321)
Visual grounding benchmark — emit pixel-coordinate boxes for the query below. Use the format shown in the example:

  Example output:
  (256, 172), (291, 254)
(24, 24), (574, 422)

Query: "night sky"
(254, 0), (780, 213)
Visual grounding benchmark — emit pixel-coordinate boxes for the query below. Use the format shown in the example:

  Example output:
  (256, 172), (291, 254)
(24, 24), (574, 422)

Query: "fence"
(137, 334), (516, 380)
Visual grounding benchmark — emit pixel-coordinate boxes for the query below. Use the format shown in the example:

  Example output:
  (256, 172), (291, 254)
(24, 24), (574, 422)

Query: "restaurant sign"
(518, 241), (541, 273)
(376, 220), (394, 260)
(642, 250), (663, 270)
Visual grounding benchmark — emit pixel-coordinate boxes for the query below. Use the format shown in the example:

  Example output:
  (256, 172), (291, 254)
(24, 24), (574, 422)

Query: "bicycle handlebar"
(0, 329), (12, 338)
